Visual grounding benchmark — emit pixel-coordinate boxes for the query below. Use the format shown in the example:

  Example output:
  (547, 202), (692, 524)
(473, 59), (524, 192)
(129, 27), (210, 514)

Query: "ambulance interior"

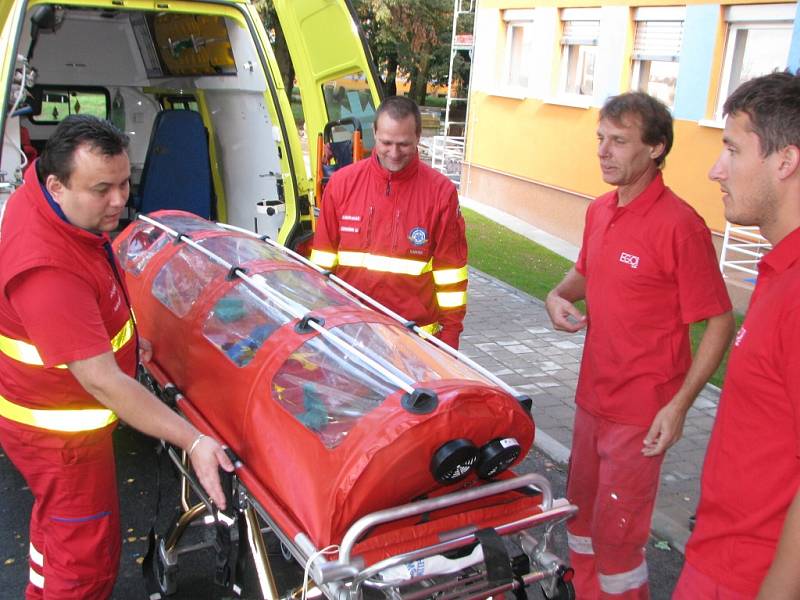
(1, 3), (376, 242)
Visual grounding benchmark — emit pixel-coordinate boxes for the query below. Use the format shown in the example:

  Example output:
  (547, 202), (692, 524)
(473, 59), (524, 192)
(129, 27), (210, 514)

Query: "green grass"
(463, 207), (740, 388)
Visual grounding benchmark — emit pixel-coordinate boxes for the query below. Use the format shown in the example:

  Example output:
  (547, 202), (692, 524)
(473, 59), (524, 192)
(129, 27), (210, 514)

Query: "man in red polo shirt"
(0, 115), (233, 598)
(545, 92), (734, 599)
(673, 72), (800, 600)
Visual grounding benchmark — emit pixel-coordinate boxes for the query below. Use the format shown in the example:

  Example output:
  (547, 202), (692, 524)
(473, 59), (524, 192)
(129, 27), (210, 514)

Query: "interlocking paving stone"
(462, 267), (720, 552)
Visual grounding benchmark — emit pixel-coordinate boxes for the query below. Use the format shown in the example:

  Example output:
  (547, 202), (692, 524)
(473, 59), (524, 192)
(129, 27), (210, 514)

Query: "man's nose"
(708, 154), (725, 182)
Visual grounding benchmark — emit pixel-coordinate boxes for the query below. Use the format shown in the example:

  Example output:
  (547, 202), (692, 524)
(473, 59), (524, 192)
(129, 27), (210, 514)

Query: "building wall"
(463, 0), (800, 239)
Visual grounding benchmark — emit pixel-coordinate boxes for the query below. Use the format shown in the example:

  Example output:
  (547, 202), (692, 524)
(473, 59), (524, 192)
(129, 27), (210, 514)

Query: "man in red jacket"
(310, 96), (468, 349)
(0, 115), (232, 599)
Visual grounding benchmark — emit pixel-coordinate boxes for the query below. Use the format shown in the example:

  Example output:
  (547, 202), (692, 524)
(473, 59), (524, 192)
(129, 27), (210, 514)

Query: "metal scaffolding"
(431, 0), (475, 186)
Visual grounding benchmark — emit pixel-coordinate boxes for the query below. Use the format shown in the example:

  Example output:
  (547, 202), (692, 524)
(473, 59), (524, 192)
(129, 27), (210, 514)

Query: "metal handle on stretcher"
(138, 215), (417, 395)
(215, 222), (524, 401)
(337, 473), (553, 564)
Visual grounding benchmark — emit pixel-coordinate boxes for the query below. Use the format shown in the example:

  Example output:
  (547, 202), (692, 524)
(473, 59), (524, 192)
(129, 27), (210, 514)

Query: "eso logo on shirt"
(408, 227), (429, 246)
(619, 252), (640, 269)
(734, 326), (747, 347)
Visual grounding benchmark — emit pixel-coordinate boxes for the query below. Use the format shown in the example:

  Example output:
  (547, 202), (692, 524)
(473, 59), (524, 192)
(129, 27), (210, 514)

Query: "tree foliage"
(254, 0), (471, 108)
(353, 0), (456, 105)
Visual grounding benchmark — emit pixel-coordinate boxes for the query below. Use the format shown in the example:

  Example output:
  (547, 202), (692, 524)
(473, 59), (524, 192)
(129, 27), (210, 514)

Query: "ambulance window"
(199, 235), (285, 265)
(322, 72), (377, 150)
(203, 283), (288, 367)
(256, 269), (355, 311)
(31, 87), (109, 124)
(152, 247), (225, 318)
(116, 221), (170, 276)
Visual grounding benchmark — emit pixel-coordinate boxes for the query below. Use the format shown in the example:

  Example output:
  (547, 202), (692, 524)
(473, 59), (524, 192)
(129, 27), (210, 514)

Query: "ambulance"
(0, 0), (382, 245)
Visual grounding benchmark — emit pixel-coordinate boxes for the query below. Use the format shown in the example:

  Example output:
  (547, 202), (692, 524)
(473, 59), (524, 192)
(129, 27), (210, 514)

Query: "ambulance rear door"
(272, 0), (383, 198)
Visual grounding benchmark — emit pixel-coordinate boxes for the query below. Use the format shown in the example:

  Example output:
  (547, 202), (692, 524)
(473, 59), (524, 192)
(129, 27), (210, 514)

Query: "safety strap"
(475, 527), (513, 589)
(0, 393), (117, 432)
(0, 317), (135, 369)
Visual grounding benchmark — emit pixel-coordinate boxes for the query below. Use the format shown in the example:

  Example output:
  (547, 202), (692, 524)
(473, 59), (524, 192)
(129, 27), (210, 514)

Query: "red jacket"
(311, 151), (467, 348)
(0, 162), (136, 415)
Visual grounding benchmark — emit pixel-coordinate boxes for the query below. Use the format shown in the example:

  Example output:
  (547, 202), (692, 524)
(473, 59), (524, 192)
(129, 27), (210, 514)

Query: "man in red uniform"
(545, 92), (734, 599)
(673, 72), (800, 600)
(0, 115), (233, 599)
(310, 96), (468, 349)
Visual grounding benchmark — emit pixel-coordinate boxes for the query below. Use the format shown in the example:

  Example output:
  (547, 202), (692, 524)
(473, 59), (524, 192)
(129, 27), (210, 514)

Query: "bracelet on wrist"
(188, 433), (207, 458)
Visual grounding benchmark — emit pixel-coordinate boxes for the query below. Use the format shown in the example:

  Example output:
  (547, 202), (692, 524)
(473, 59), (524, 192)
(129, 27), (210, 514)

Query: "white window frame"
(501, 9), (535, 93)
(631, 7), (685, 108)
(715, 3), (796, 120)
(558, 8), (601, 99)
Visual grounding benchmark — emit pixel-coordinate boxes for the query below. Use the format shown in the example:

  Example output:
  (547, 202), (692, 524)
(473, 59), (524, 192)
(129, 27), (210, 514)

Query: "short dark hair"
(39, 115), (129, 185)
(723, 71), (800, 157)
(599, 92), (673, 167)
(375, 96), (422, 137)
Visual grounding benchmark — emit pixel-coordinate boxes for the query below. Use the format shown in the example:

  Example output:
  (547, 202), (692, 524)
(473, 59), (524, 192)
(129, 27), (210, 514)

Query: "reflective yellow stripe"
(0, 393), (117, 432)
(419, 322), (442, 335)
(437, 291), (467, 308)
(433, 266), (468, 285)
(0, 318), (135, 369)
(338, 251), (433, 276)
(110, 318), (135, 352)
(309, 249), (338, 269)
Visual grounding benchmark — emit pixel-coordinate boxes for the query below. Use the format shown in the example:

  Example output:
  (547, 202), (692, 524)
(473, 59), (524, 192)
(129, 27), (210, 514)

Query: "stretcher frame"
(127, 215), (579, 599)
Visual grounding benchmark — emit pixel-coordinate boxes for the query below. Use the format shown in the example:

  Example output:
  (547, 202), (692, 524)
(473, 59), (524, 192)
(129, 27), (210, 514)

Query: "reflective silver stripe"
(338, 251), (433, 276)
(598, 560), (649, 595)
(29, 566), (44, 588)
(433, 266), (468, 285)
(29, 542), (43, 567)
(567, 532), (594, 555)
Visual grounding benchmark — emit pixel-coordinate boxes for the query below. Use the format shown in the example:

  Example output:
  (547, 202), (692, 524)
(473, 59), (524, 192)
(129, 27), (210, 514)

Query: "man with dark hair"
(674, 71), (800, 600)
(0, 115), (233, 599)
(545, 92), (733, 599)
(311, 96), (468, 348)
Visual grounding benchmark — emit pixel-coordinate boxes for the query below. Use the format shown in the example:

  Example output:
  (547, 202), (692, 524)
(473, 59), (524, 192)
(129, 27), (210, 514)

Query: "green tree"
(354, 0), (454, 106)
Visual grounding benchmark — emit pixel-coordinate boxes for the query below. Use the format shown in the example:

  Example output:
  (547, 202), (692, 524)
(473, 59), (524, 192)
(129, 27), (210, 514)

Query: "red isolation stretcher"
(113, 211), (578, 600)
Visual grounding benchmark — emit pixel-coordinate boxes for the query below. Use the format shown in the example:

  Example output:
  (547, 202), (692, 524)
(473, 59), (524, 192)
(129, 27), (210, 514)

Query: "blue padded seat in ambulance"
(136, 110), (214, 219)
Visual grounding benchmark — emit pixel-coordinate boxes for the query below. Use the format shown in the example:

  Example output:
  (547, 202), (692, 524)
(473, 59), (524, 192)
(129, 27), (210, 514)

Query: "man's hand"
(642, 402), (687, 456)
(188, 436), (235, 510)
(545, 292), (587, 332)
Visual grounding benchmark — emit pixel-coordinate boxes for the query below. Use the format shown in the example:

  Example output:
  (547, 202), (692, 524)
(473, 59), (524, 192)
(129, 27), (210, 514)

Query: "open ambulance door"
(272, 0), (383, 231)
(1, 0), (34, 203)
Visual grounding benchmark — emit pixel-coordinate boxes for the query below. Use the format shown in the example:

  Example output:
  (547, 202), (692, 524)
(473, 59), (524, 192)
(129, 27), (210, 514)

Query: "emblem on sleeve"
(408, 227), (429, 246)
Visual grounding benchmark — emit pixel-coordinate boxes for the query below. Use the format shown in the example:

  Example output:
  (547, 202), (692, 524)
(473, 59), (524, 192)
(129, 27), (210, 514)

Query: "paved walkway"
(462, 269), (720, 554)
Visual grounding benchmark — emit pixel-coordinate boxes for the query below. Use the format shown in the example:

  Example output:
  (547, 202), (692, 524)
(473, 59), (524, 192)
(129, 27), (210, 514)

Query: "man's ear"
(650, 142), (666, 162)
(45, 174), (64, 204)
(775, 144), (800, 181)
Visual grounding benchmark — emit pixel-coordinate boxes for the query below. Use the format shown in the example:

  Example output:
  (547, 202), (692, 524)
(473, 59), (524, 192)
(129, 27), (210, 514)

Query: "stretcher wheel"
(539, 579), (575, 600)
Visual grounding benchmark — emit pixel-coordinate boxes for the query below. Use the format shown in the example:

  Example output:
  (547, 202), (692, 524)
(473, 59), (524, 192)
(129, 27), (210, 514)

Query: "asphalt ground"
(1, 422), (684, 599)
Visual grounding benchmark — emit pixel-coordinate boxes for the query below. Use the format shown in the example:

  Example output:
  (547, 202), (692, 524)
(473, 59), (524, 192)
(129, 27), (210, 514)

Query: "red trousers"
(566, 406), (664, 600)
(672, 561), (754, 600)
(0, 417), (121, 599)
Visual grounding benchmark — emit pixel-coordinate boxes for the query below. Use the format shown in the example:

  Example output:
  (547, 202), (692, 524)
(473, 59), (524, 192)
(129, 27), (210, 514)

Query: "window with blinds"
(630, 8), (685, 108)
(715, 3), (795, 119)
(559, 9), (600, 98)
(633, 20), (684, 62)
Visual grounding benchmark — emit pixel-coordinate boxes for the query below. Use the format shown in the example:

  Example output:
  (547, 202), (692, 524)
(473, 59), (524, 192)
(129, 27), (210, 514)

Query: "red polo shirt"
(685, 226), (800, 596)
(575, 172), (731, 426)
